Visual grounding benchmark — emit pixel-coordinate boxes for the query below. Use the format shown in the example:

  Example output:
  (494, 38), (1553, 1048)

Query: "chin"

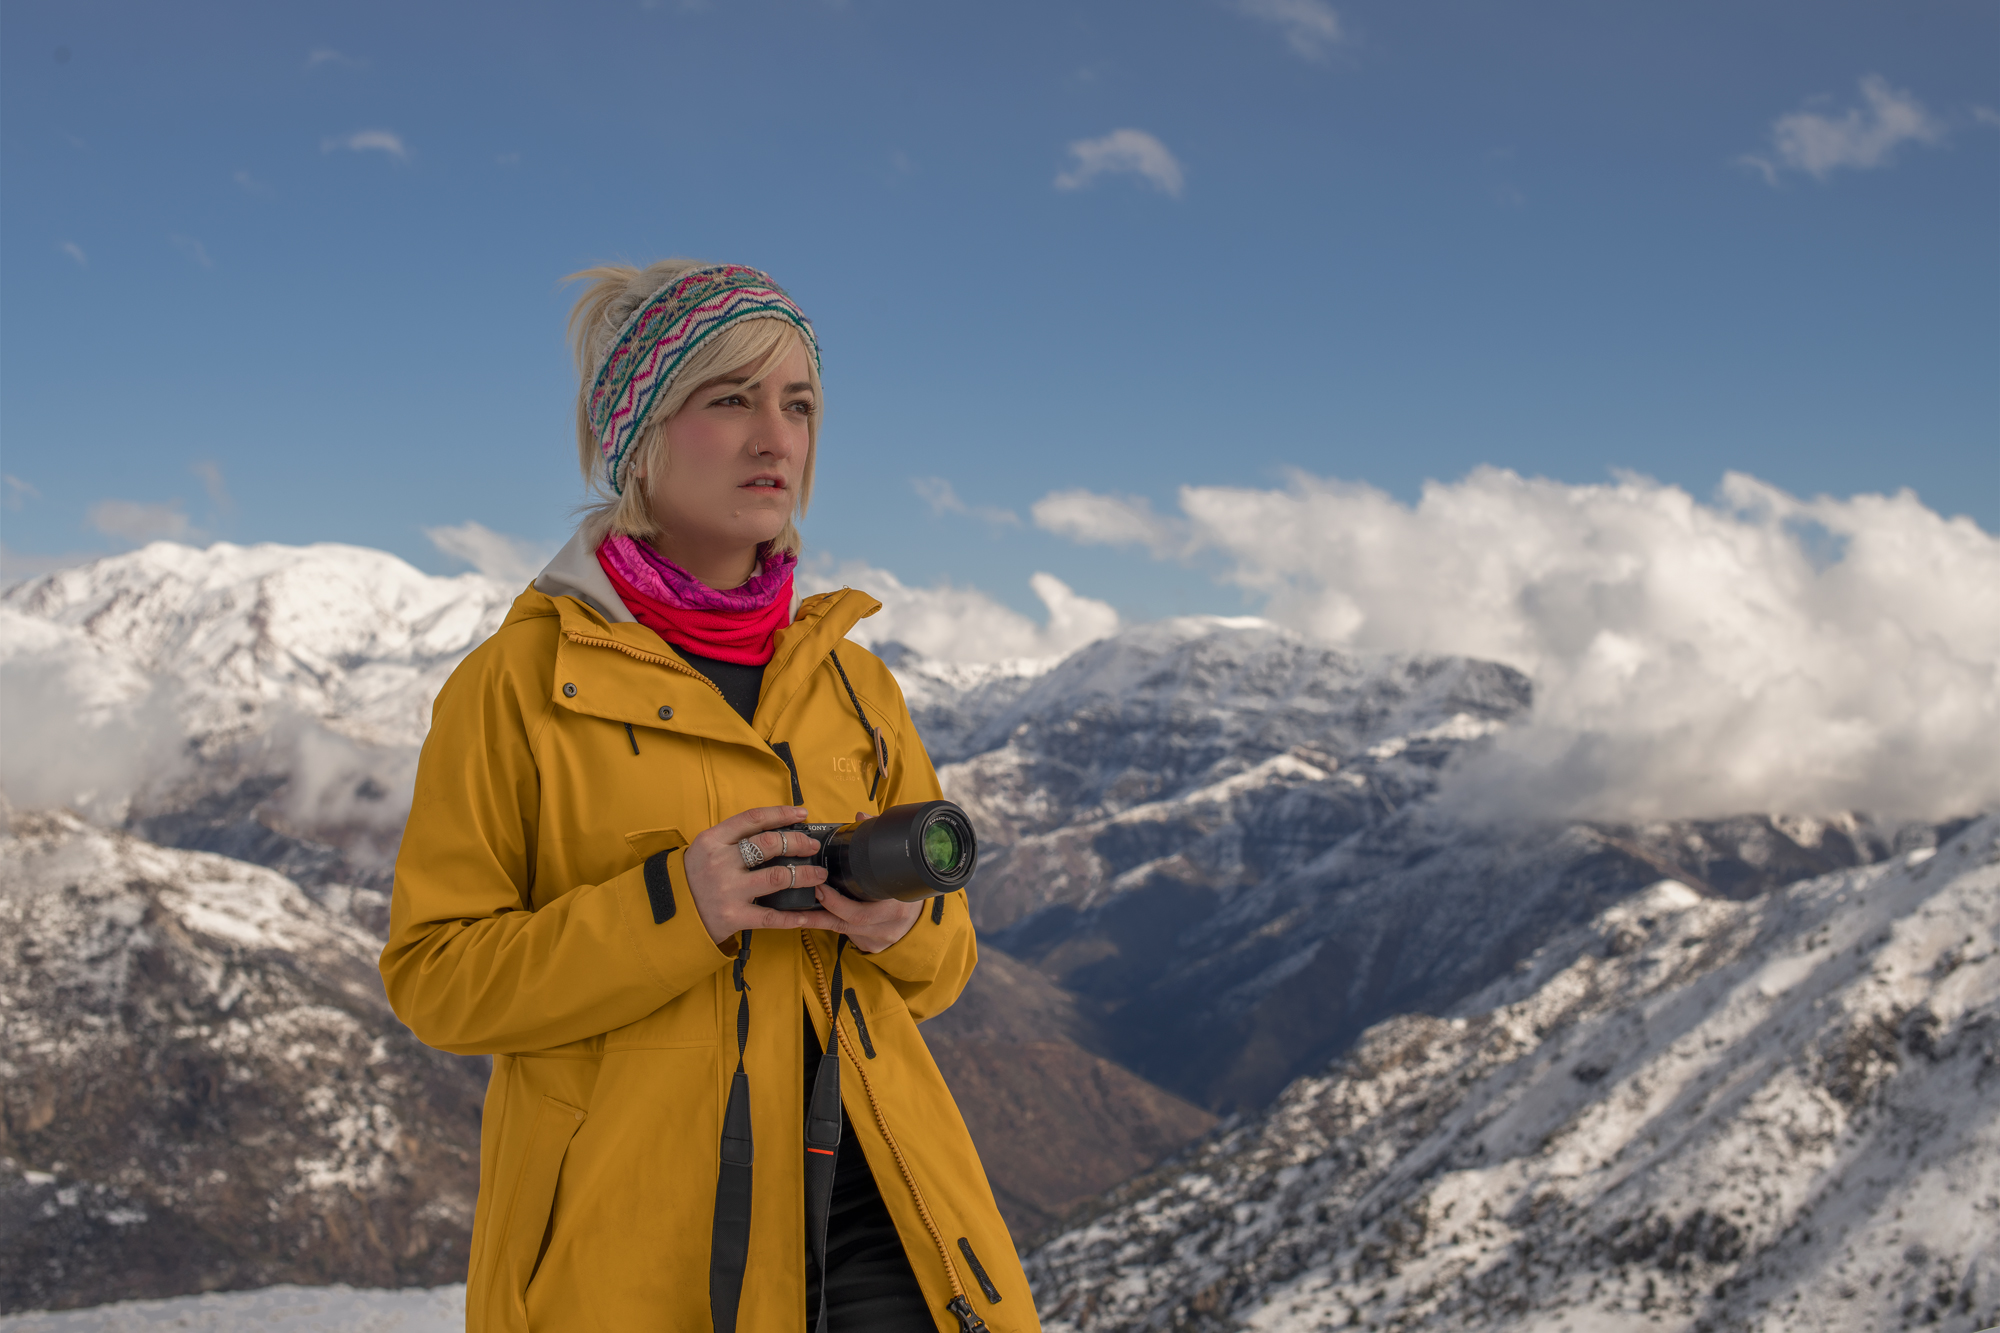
(740, 517), (791, 548)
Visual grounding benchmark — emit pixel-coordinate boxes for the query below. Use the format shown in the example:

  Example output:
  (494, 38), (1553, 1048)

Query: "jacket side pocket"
(491, 1095), (587, 1326)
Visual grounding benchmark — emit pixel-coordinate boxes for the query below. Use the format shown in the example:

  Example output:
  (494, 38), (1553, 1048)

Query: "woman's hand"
(684, 806), (843, 944)
(814, 887), (923, 954)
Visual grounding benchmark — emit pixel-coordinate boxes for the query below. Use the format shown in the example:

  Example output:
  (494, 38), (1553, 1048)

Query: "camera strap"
(829, 650), (889, 801)
(710, 931), (755, 1333)
(803, 938), (847, 1333)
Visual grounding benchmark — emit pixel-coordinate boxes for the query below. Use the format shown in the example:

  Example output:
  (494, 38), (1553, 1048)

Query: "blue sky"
(3, 0), (1995, 622)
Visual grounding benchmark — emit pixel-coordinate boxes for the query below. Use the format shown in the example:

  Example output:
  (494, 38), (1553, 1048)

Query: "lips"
(742, 476), (786, 490)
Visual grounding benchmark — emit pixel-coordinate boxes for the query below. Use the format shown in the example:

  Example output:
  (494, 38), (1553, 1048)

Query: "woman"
(381, 261), (1034, 1332)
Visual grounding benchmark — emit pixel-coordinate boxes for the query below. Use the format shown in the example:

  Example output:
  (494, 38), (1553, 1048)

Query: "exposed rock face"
(1026, 820), (2000, 1333)
(0, 812), (484, 1313)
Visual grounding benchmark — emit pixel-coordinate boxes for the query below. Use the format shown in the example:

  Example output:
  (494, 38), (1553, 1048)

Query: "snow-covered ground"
(0, 1285), (465, 1331)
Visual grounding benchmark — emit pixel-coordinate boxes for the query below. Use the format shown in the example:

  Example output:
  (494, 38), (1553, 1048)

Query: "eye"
(710, 392), (748, 408)
(787, 400), (815, 416)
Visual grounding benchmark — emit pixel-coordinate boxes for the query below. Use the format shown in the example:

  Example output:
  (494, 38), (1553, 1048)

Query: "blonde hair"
(566, 259), (820, 557)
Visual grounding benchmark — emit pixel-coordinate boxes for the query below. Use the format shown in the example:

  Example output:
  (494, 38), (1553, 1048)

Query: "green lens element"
(921, 820), (965, 875)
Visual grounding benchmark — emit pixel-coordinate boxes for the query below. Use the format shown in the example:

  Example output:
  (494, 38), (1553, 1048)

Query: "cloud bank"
(1036, 468), (2000, 822)
(801, 562), (1118, 665)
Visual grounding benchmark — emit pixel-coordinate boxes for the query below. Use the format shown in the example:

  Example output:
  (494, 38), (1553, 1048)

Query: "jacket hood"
(532, 518), (632, 624)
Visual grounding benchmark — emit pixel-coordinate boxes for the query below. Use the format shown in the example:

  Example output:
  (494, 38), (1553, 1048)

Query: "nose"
(748, 398), (797, 460)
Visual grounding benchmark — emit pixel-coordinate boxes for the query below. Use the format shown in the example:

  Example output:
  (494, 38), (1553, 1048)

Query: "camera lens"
(921, 816), (967, 876)
(805, 800), (977, 903)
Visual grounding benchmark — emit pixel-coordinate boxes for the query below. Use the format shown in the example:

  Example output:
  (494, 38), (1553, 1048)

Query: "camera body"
(754, 799), (977, 912)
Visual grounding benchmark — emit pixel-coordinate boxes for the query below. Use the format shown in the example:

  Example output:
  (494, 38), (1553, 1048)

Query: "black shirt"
(673, 644), (929, 1328)
(673, 645), (765, 724)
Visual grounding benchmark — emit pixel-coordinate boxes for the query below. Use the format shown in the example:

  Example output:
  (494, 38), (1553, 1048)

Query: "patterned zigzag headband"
(588, 264), (820, 495)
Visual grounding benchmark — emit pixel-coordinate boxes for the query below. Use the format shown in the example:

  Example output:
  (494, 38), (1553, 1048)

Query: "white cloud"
(1031, 488), (1184, 557)
(1974, 106), (2000, 129)
(1743, 75), (1945, 183)
(59, 241), (87, 267)
(424, 521), (551, 586)
(305, 48), (359, 69)
(5, 475), (43, 512)
(170, 234), (213, 268)
(1036, 468), (2000, 822)
(0, 610), (192, 823)
(322, 130), (409, 162)
(1237, 0), (1342, 59)
(801, 562), (1118, 665)
(192, 460), (233, 516)
(913, 476), (1020, 529)
(1055, 129), (1185, 197)
(233, 169), (264, 194)
(88, 500), (197, 545)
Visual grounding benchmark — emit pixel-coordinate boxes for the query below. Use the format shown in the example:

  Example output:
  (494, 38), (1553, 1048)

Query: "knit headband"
(588, 264), (820, 495)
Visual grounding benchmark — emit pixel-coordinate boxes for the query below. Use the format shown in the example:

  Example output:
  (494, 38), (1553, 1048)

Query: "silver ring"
(778, 830), (791, 857)
(788, 864), (799, 889)
(738, 838), (767, 870)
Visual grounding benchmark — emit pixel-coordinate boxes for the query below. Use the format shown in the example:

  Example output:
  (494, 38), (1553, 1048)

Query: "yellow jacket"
(381, 578), (1036, 1332)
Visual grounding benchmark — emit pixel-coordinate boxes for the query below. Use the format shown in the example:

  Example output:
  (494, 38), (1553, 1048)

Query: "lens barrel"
(753, 800), (978, 911)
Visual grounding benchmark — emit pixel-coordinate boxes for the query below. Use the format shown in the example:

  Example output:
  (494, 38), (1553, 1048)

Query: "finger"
(814, 886), (890, 923)
(747, 906), (844, 932)
(765, 863), (828, 893)
(749, 829), (820, 861)
(712, 806), (810, 843)
(813, 886), (854, 921)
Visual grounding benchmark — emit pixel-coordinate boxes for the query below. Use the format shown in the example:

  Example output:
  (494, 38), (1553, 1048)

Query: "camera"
(754, 800), (977, 912)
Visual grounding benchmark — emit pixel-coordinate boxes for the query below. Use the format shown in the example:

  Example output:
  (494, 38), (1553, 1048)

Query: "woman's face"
(638, 337), (815, 581)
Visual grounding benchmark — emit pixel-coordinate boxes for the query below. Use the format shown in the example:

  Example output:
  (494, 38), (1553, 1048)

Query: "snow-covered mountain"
(1, 540), (1979, 1320)
(0, 808), (484, 1313)
(1, 542), (514, 901)
(920, 617), (1933, 1114)
(1025, 817), (2000, 1332)
(3, 540), (512, 751)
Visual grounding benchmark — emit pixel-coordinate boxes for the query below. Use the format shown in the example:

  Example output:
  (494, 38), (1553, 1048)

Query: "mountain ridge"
(3, 538), (1979, 1321)
(1024, 818), (2000, 1332)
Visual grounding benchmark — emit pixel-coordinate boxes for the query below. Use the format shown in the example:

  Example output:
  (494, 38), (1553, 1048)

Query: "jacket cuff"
(860, 896), (952, 980)
(617, 849), (731, 994)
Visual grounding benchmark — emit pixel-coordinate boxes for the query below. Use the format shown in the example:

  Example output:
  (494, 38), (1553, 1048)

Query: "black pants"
(803, 1008), (932, 1332)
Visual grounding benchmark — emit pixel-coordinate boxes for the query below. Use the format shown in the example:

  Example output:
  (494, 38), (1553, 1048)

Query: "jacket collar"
(504, 559), (882, 744)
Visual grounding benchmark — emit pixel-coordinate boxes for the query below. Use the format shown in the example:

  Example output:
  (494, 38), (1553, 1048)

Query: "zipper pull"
(945, 1297), (988, 1332)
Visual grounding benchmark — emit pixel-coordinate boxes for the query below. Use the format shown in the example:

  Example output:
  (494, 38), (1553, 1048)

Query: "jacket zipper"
(561, 628), (729, 700)
(802, 936), (984, 1328)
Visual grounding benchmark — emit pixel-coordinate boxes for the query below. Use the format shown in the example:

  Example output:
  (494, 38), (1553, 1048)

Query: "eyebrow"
(707, 376), (815, 395)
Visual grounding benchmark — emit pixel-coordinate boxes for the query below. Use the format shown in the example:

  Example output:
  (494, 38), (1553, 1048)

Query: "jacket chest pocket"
(539, 724), (717, 879)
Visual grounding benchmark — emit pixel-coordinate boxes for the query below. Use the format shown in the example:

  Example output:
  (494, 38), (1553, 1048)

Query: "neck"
(644, 535), (760, 590)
